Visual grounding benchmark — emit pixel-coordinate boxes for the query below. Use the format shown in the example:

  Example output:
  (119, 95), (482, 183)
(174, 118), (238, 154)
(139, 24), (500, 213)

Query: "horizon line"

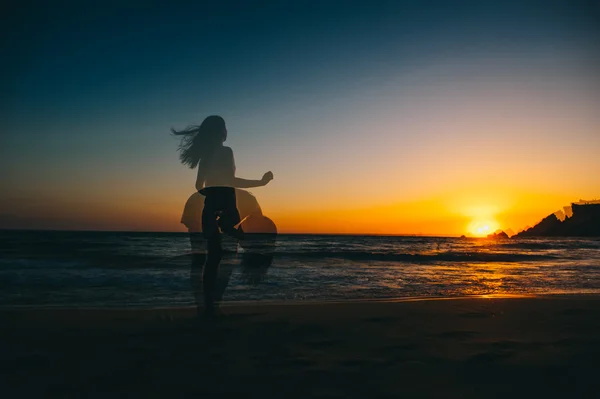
(0, 227), (463, 238)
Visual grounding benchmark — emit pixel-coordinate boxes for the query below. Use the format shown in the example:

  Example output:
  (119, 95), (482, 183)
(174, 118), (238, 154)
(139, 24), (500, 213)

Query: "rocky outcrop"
(515, 203), (600, 237)
(487, 230), (509, 239)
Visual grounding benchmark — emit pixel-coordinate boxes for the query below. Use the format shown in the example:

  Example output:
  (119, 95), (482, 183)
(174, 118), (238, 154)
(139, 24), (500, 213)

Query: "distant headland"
(509, 200), (600, 238)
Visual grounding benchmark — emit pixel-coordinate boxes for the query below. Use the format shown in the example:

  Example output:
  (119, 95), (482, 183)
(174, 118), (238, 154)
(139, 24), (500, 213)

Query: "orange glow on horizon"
(0, 181), (590, 236)
(467, 219), (500, 237)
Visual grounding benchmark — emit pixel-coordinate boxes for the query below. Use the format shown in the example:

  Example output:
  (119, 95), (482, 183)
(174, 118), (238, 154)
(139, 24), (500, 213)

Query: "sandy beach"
(2, 295), (599, 398)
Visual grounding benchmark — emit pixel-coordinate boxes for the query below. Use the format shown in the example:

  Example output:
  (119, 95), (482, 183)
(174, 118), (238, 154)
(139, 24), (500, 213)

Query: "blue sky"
(2, 0), (599, 233)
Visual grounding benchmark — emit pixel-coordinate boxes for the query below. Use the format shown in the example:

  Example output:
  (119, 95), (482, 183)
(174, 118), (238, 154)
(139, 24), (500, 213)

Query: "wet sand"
(2, 296), (599, 398)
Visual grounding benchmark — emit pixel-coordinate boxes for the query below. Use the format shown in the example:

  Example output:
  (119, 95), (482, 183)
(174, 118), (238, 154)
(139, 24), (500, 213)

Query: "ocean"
(1, 230), (599, 308)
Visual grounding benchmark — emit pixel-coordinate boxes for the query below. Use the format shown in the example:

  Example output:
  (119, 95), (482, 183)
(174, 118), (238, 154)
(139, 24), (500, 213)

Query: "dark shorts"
(200, 187), (241, 240)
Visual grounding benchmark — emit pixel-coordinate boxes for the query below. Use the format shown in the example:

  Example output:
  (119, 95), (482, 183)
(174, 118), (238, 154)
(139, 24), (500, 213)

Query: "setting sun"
(468, 220), (500, 237)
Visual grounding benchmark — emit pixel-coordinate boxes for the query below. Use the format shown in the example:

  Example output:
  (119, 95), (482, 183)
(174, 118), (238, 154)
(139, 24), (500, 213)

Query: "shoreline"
(2, 292), (597, 310)
(2, 293), (599, 321)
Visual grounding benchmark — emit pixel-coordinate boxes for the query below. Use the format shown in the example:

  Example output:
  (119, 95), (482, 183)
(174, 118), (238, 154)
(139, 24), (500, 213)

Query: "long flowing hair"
(171, 115), (226, 169)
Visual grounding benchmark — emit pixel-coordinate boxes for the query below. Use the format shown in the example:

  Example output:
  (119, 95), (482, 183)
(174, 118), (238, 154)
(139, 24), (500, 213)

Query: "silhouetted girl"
(173, 115), (273, 316)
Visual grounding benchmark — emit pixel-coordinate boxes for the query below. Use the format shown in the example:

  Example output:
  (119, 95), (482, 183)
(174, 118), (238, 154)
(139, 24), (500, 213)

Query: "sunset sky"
(2, 1), (599, 235)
